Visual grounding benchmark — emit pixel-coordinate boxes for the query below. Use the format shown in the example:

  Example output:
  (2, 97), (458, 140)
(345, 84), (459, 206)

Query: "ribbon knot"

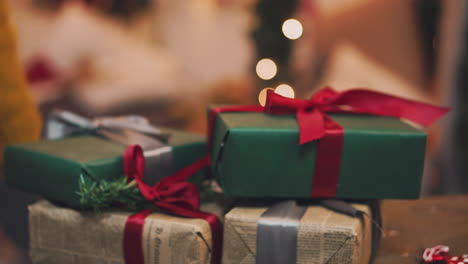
(122, 145), (221, 264)
(123, 145), (201, 211)
(264, 87), (339, 113)
(44, 110), (170, 143)
(263, 87), (340, 144)
(309, 86), (339, 105)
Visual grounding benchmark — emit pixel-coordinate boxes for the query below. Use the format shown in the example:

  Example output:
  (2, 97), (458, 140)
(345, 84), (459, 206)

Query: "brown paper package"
(222, 203), (373, 264)
(29, 200), (225, 264)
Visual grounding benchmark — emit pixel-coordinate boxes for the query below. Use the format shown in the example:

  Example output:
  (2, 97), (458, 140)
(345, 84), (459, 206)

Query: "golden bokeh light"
(275, 84), (295, 98)
(282, 19), (303, 40)
(258, 87), (274, 106)
(255, 58), (277, 80)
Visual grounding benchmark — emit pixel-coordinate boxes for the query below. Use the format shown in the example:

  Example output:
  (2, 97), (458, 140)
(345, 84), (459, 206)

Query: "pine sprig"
(77, 174), (148, 211)
(77, 173), (216, 213)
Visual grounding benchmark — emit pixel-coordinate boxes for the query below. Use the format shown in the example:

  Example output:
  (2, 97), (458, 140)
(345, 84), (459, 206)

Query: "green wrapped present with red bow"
(208, 87), (449, 199)
(4, 111), (224, 264)
(4, 111), (209, 208)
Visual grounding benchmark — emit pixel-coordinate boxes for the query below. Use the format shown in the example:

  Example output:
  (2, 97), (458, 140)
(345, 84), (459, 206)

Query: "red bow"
(122, 145), (221, 264)
(264, 87), (449, 144)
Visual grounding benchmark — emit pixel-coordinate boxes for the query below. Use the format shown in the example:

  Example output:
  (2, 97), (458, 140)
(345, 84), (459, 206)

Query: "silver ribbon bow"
(256, 200), (381, 264)
(44, 110), (174, 185)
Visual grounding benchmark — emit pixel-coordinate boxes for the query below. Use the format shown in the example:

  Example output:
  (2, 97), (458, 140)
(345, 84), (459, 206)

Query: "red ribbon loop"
(122, 145), (220, 264)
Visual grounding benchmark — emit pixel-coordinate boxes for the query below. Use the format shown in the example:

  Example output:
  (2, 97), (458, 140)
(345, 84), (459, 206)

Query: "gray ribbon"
(256, 200), (382, 264)
(43, 110), (174, 185)
(256, 200), (307, 264)
(43, 110), (170, 142)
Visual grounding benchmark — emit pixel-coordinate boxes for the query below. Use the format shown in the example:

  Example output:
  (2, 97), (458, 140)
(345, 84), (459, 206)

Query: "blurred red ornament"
(26, 56), (59, 84)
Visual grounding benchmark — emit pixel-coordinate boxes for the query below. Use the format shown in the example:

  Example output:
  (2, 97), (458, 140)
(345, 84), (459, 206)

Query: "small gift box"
(222, 200), (380, 264)
(29, 199), (229, 264)
(209, 88), (448, 199)
(4, 111), (207, 207)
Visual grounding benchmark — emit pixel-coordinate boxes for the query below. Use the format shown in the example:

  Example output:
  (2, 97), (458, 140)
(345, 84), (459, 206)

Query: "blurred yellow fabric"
(0, 0), (41, 173)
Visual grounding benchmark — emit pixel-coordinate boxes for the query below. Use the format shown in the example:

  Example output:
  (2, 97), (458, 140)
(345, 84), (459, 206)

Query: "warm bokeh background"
(2, 0), (467, 262)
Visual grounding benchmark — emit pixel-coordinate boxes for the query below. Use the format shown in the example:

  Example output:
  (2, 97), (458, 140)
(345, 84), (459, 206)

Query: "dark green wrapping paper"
(5, 128), (207, 207)
(210, 111), (426, 199)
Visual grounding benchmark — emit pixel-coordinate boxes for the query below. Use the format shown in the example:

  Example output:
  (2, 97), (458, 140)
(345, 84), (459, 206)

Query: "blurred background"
(1, 0), (467, 263)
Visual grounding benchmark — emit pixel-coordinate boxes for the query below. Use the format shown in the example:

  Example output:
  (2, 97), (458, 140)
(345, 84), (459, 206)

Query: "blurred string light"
(258, 84), (296, 106)
(256, 58), (277, 80)
(275, 84), (295, 98)
(257, 11), (301, 106)
(282, 18), (303, 40)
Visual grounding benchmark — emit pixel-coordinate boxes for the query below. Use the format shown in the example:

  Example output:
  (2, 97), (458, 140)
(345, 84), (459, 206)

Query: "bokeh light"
(256, 58), (277, 80)
(282, 19), (303, 40)
(275, 84), (295, 98)
(258, 87), (274, 106)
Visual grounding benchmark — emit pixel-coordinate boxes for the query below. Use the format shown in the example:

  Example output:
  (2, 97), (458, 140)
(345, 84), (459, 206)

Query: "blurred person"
(8, 0), (254, 121)
(0, 0), (41, 263)
(12, 0), (189, 113)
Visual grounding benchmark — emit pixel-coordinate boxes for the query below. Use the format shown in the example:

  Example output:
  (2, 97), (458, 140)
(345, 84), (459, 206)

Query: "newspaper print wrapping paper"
(29, 200), (221, 264)
(222, 203), (372, 264)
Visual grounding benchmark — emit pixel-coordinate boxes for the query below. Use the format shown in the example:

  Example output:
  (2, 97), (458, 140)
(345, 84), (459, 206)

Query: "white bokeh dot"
(275, 84), (295, 99)
(282, 19), (303, 40)
(256, 59), (277, 80)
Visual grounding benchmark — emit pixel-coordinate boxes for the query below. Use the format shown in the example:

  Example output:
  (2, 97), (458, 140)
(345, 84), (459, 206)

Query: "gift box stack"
(4, 87), (448, 264)
(5, 110), (227, 264)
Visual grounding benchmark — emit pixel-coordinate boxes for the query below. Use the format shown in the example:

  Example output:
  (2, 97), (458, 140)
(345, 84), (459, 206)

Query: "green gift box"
(5, 127), (207, 207)
(210, 111), (427, 199)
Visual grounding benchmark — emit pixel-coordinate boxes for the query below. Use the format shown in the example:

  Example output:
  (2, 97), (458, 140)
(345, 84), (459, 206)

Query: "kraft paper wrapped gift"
(29, 199), (228, 264)
(5, 127), (207, 208)
(222, 201), (379, 264)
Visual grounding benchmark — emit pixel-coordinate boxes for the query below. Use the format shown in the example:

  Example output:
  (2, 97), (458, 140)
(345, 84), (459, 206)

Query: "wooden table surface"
(375, 195), (468, 263)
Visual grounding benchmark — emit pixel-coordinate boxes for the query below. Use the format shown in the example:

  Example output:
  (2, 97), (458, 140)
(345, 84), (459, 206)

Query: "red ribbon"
(122, 145), (221, 264)
(208, 87), (449, 197)
(423, 245), (468, 264)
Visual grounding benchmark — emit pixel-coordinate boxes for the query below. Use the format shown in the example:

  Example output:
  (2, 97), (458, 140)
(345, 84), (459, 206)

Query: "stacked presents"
(4, 88), (448, 264)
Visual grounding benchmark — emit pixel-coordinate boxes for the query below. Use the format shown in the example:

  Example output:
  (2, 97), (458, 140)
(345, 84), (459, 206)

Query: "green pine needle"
(77, 174), (148, 212)
(77, 173), (217, 213)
